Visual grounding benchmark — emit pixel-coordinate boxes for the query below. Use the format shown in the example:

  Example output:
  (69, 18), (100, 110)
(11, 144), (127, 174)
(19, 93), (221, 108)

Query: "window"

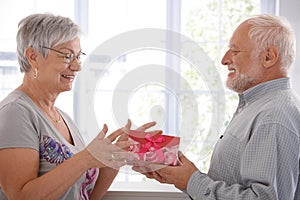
(0, 0), (75, 114)
(0, 0), (278, 195)
(74, 0), (262, 192)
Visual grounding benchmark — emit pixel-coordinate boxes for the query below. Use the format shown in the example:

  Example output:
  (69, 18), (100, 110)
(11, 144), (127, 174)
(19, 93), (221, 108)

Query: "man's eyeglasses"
(41, 46), (86, 64)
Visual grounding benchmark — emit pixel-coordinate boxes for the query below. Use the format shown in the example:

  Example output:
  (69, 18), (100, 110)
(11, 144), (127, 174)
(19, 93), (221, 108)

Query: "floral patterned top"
(0, 90), (99, 200)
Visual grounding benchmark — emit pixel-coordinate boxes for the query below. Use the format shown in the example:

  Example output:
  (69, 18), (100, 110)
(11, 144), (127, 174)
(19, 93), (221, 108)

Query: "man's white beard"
(226, 71), (256, 93)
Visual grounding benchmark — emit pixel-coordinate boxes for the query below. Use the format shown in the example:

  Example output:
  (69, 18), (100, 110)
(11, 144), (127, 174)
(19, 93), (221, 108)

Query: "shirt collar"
(238, 77), (291, 106)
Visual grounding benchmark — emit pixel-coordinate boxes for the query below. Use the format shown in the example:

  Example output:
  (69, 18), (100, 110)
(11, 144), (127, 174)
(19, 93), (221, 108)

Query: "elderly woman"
(0, 13), (154, 200)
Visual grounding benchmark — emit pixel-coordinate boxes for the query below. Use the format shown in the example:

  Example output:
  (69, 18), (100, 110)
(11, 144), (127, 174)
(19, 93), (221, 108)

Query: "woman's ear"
(25, 47), (39, 67)
(262, 46), (279, 68)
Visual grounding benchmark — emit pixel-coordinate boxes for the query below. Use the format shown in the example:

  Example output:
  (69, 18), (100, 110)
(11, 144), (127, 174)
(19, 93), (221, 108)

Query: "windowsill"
(104, 181), (190, 199)
(108, 181), (180, 192)
(103, 191), (190, 200)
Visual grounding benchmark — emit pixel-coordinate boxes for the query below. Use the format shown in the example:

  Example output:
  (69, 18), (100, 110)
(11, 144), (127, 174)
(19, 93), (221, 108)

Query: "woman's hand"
(85, 119), (160, 169)
(135, 121), (156, 131)
(86, 121), (132, 169)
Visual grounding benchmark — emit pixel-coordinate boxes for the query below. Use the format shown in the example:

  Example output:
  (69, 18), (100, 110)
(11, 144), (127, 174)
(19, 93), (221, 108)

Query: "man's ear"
(262, 46), (279, 68)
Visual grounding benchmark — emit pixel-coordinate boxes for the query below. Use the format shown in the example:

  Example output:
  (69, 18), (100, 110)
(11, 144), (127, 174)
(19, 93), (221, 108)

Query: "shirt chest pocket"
(209, 133), (241, 184)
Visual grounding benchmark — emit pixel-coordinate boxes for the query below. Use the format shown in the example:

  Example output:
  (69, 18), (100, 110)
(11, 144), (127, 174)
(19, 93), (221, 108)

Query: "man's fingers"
(148, 163), (167, 171)
(178, 152), (188, 162)
(132, 166), (151, 174)
(152, 171), (167, 183)
(145, 172), (156, 179)
(132, 165), (169, 183)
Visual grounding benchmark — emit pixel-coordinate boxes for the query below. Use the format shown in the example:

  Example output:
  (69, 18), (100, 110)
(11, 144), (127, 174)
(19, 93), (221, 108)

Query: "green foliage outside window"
(181, 0), (260, 171)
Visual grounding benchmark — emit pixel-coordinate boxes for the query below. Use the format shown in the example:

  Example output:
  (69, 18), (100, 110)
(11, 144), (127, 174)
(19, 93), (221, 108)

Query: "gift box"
(127, 130), (180, 166)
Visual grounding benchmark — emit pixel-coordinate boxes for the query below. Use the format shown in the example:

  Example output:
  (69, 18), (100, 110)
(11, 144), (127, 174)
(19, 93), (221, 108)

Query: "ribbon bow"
(138, 133), (166, 162)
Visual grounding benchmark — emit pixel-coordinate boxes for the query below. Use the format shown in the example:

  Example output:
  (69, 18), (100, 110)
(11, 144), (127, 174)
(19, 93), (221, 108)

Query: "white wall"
(279, 0), (300, 95)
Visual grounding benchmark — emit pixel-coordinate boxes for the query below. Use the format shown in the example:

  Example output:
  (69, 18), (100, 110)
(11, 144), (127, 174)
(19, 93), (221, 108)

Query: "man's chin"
(226, 79), (244, 93)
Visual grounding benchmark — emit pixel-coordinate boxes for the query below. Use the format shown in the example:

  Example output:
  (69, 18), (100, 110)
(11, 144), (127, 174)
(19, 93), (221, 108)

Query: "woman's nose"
(69, 59), (82, 71)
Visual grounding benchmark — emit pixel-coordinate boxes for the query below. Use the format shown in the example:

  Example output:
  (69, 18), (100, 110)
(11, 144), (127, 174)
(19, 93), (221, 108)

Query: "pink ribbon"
(138, 134), (166, 162)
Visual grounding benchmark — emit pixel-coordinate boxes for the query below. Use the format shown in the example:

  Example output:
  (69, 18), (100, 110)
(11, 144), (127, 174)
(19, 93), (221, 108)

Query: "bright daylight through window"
(0, 0), (262, 192)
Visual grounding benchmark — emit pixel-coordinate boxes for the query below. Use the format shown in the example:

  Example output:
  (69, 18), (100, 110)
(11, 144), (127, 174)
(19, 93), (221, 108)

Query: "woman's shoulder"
(0, 90), (38, 118)
(0, 90), (29, 106)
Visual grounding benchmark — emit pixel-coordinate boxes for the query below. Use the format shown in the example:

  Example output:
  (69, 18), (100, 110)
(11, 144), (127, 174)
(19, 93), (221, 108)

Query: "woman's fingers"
(106, 120), (133, 143)
(124, 119), (132, 131)
(144, 130), (163, 135)
(97, 124), (108, 140)
(136, 121), (156, 131)
(106, 127), (127, 143)
(114, 140), (131, 149)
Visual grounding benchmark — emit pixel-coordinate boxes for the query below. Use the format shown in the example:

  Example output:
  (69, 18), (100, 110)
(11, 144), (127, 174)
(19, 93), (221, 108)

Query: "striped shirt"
(187, 78), (300, 199)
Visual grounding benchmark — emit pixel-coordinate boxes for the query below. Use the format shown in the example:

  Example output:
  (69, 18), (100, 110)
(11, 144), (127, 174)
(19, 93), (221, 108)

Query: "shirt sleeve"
(187, 122), (300, 200)
(0, 102), (40, 151)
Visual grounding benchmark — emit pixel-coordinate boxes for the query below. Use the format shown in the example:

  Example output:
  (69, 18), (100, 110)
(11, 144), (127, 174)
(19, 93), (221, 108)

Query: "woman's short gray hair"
(17, 13), (82, 72)
(246, 14), (296, 72)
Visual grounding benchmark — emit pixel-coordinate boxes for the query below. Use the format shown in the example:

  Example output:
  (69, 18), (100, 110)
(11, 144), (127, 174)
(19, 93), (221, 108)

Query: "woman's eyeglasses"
(41, 46), (86, 64)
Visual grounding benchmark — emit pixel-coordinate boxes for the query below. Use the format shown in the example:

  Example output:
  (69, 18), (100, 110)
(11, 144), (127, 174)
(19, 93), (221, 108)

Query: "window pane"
(78, 0), (261, 192)
(0, 0), (75, 113)
(0, 0), (263, 193)
(181, 0), (260, 170)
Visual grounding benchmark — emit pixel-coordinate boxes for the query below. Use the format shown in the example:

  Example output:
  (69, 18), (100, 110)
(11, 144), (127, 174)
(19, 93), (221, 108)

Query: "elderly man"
(134, 14), (300, 200)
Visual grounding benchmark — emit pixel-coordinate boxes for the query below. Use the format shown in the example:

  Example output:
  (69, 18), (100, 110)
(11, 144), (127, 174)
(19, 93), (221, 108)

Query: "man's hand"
(132, 153), (198, 190)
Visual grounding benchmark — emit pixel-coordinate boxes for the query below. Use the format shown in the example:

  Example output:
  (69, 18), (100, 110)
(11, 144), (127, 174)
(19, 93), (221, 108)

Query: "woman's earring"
(33, 68), (38, 79)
